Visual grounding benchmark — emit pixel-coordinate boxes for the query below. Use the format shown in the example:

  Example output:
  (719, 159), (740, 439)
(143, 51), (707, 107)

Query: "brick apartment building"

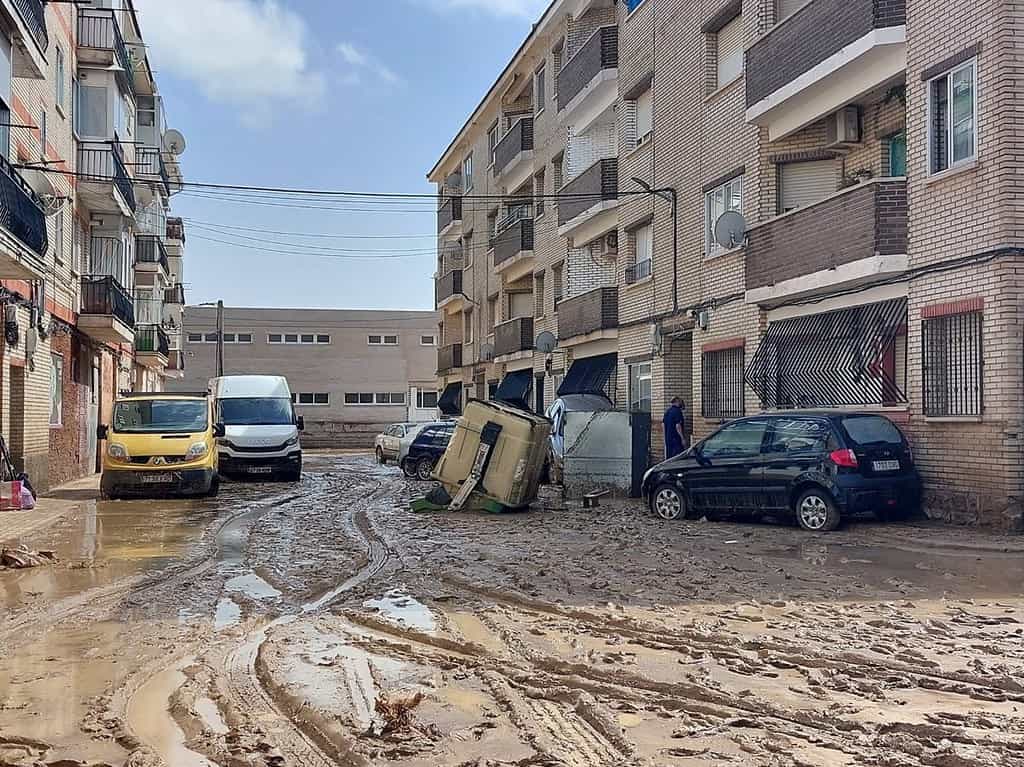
(173, 307), (440, 448)
(429, 0), (1024, 528)
(0, 0), (187, 490)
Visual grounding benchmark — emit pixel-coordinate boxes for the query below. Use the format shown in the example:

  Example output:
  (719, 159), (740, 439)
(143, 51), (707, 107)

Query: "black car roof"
(754, 411), (895, 420)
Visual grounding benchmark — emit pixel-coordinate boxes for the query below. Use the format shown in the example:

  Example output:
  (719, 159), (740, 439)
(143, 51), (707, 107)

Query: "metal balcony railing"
(12, 0), (47, 51)
(78, 8), (134, 94)
(436, 269), (463, 306)
(81, 275), (135, 327)
(164, 283), (186, 305)
(438, 196), (462, 233)
(136, 235), (169, 274)
(78, 140), (137, 212)
(166, 217), (186, 242)
(625, 259), (652, 284)
(136, 146), (170, 197)
(0, 152), (47, 258)
(135, 324), (170, 356)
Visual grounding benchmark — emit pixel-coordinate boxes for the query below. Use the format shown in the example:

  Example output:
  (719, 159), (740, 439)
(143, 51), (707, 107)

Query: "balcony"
(493, 218), (535, 274)
(164, 283), (186, 306)
(167, 218), (186, 243)
(745, 179), (908, 306)
(134, 324), (170, 368)
(165, 349), (187, 378)
(557, 158), (618, 245)
(745, 0), (906, 139)
(493, 117), (534, 188)
(0, 153), (47, 279)
(436, 269), (464, 311)
(557, 287), (618, 344)
(77, 8), (135, 95)
(494, 317), (534, 359)
(437, 196), (462, 237)
(557, 26), (618, 131)
(136, 146), (170, 198)
(78, 141), (136, 214)
(437, 343), (463, 374)
(1, 0), (47, 77)
(135, 235), (169, 277)
(625, 259), (652, 285)
(79, 275), (135, 345)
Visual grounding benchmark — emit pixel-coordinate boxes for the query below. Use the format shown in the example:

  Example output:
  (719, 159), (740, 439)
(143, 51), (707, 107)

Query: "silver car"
(544, 393), (615, 483)
(374, 422), (420, 465)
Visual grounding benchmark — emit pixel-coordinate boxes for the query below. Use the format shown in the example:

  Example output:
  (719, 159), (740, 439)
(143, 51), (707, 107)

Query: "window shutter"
(635, 88), (653, 143)
(510, 292), (532, 318)
(776, 0), (804, 22)
(779, 160), (836, 213)
(716, 16), (743, 86)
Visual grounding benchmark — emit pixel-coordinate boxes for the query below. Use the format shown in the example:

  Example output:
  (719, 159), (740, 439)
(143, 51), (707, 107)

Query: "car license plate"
(247, 466), (273, 474)
(873, 460), (900, 472)
(140, 473), (176, 484)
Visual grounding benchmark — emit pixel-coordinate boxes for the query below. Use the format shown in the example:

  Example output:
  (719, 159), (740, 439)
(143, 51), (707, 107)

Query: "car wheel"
(651, 483), (686, 521)
(795, 488), (840, 532)
(401, 459), (418, 479)
(416, 457), (435, 482)
(375, 447), (386, 465)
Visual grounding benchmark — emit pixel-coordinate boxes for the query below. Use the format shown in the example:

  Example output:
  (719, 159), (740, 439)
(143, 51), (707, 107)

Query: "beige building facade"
(430, 0), (1024, 528)
(174, 307), (440, 447)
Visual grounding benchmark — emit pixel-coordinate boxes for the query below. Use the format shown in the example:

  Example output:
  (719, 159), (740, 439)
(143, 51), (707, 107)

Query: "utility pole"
(216, 299), (225, 377)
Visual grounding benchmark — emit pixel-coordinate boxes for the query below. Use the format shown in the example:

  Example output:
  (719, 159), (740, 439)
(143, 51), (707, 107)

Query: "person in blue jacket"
(663, 397), (688, 458)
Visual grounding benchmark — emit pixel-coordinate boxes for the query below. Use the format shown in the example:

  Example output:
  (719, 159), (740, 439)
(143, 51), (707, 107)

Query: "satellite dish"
(479, 342), (495, 362)
(163, 129), (187, 155)
(535, 331), (557, 354)
(714, 210), (748, 250)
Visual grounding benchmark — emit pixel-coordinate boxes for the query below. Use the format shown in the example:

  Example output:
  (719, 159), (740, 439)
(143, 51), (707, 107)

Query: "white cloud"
(416, 0), (548, 18)
(134, 0), (325, 122)
(336, 42), (402, 86)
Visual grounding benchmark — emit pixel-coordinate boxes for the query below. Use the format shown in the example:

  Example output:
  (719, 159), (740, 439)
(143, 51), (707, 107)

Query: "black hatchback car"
(401, 421), (456, 481)
(642, 412), (921, 532)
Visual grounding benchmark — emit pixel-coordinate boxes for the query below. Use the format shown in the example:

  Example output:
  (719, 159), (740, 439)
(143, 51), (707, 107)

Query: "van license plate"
(247, 466), (273, 474)
(873, 460), (900, 472)
(140, 473), (176, 484)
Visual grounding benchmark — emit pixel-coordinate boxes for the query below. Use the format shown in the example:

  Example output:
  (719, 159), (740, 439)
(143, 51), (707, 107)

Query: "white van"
(211, 375), (303, 481)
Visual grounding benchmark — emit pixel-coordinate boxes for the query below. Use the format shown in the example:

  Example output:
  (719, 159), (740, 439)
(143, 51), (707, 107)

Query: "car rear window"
(841, 416), (904, 446)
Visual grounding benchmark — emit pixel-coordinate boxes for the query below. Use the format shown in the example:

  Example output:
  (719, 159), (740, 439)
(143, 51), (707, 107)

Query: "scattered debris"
(1, 545), (57, 569)
(374, 691), (424, 734)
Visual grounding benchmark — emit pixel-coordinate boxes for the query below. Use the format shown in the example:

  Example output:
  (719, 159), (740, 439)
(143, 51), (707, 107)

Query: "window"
(625, 0), (645, 11)
(344, 393), (358, 404)
(420, 335), (436, 345)
(702, 346), (745, 419)
(553, 264), (563, 306)
(268, 333), (283, 343)
(552, 154), (564, 196)
(50, 354), (63, 426)
(345, 392), (385, 405)
(282, 333), (297, 343)
(55, 47), (66, 111)
(922, 310), (983, 416)
(463, 153), (473, 191)
(301, 334), (315, 344)
(298, 393), (314, 405)
(223, 333), (236, 343)
(768, 418), (832, 455)
(635, 87), (653, 147)
(188, 333), (203, 343)
(291, 393), (297, 403)
(204, 333), (218, 343)
(238, 333), (253, 344)
(375, 393), (407, 405)
(39, 108), (46, 157)
(630, 222), (653, 281)
(464, 309), (474, 344)
(314, 393), (329, 405)
(76, 83), (108, 137)
(384, 335), (398, 345)
(368, 334), (382, 345)
(715, 15), (743, 88)
(417, 390), (439, 409)
(534, 168), (546, 217)
(53, 209), (64, 264)
(488, 121), (500, 167)
(552, 40), (563, 94)
(705, 176), (743, 255)
(488, 296), (498, 328)
(886, 130), (907, 176)
(628, 362), (652, 413)
(535, 272), (545, 317)
(534, 63), (546, 114)
(928, 60), (976, 174)
(778, 160), (836, 213)
(700, 419), (769, 459)
(317, 334), (330, 344)
(296, 393), (330, 406)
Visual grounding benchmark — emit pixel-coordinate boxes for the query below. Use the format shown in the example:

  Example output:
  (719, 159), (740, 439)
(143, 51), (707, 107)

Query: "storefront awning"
(745, 297), (908, 409)
(493, 369), (533, 410)
(438, 382), (462, 416)
(558, 352), (617, 397)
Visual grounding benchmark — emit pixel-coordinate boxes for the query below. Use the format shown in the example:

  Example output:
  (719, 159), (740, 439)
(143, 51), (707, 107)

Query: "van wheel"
(651, 483), (686, 521)
(416, 457), (435, 482)
(375, 447), (386, 465)
(205, 476), (221, 498)
(795, 488), (840, 532)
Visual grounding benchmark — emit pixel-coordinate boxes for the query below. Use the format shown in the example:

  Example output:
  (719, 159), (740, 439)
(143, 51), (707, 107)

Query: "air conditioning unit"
(591, 231), (619, 259)
(826, 106), (861, 147)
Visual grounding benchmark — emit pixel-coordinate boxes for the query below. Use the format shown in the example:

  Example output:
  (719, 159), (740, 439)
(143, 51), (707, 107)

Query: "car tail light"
(829, 448), (859, 468)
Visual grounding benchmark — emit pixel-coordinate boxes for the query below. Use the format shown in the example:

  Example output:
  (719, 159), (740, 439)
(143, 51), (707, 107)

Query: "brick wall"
(47, 329), (93, 487)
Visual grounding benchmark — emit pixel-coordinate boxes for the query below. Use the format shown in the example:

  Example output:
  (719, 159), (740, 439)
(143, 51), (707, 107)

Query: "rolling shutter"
(716, 15), (744, 86)
(779, 160), (836, 213)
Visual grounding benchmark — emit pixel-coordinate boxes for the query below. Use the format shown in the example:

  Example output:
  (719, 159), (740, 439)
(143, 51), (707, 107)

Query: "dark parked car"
(642, 412), (921, 532)
(401, 421), (456, 481)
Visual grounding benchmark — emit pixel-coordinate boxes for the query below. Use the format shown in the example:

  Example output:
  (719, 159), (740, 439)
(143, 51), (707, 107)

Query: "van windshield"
(219, 397), (295, 426)
(113, 399), (208, 434)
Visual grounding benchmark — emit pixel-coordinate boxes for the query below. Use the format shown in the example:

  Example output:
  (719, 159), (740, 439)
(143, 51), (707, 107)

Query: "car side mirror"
(97, 424), (109, 440)
(213, 423), (227, 438)
(296, 416), (305, 432)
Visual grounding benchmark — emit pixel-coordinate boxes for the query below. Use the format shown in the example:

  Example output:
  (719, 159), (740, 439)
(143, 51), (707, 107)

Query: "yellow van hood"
(110, 432), (204, 456)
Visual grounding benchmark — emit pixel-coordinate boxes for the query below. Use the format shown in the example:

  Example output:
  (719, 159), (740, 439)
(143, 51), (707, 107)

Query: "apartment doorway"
(7, 365), (26, 473)
(662, 332), (694, 447)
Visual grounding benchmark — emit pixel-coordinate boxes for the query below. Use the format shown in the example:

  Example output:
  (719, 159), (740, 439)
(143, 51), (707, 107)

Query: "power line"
(189, 234), (436, 260)
(182, 218), (437, 240)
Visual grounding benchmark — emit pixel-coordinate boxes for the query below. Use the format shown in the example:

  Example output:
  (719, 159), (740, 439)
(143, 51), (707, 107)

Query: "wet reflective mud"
(2, 453), (1024, 767)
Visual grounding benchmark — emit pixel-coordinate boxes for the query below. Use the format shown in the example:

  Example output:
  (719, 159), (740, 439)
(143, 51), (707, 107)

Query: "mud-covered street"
(2, 453), (1024, 767)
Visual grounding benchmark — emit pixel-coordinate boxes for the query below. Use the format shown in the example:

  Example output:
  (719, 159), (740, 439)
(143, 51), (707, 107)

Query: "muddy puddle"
(364, 589), (436, 632)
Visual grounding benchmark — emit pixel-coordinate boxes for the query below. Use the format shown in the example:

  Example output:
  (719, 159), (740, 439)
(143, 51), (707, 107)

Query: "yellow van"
(98, 392), (224, 499)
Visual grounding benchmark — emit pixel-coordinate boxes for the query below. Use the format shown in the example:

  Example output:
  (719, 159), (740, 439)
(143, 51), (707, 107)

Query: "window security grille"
(922, 311), (983, 416)
(702, 347), (745, 419)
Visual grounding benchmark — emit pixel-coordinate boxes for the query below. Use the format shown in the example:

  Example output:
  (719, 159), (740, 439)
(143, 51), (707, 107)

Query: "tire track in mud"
(219, 469), (400, 766)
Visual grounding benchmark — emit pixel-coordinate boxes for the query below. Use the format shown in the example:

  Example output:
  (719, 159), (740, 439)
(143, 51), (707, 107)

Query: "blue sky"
(134, 0), (548, 310)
